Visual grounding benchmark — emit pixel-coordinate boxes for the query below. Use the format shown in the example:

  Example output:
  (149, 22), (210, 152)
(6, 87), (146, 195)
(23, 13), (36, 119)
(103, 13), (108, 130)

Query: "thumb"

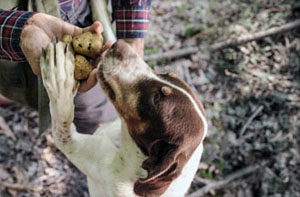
(83, 21), (103, 34)
(70, 21), (103, 37)
(78, 68), (98, 92)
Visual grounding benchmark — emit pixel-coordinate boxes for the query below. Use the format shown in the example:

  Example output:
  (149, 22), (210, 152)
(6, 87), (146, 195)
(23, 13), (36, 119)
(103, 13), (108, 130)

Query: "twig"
(0, 116), (16, 141)
(145, 19), (300, 61)
(259, 8), (285, 15)
(181, 24), (217, 47)
(193, 175), (217, 185)
(187, 164), (261, 197)
(0, 181), (37, 192)
(144, 47), (198, 61)
(240, 105), (264, 136)
(210, 19), (300, 51)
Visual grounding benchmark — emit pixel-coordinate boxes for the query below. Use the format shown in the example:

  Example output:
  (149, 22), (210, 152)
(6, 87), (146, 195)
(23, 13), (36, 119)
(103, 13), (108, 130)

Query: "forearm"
(0, 9), (34, 62)
(112, 0), (152, 57)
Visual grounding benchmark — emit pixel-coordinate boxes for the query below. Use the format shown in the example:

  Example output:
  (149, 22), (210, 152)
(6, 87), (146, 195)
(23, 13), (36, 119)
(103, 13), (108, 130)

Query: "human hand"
(20, 13), (107, 92)
(20, 13), (103, 76)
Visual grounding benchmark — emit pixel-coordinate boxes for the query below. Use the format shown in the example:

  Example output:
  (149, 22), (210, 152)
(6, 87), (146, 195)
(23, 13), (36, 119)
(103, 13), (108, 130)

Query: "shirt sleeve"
(112, 0), (151, 38)
(0, 9), (34, 62)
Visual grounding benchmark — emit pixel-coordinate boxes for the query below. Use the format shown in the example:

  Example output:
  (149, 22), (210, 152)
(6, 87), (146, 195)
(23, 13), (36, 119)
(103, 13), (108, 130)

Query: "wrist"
(20, 13), (52, 76)
(121, 38), (144, 58)
(21, 13), (44, 40)
(20, 13), (41, 48)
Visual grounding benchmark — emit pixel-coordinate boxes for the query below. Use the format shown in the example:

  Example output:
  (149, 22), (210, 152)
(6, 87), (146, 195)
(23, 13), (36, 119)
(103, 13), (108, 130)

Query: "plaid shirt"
(0, 0), (151, 62)
(112, 0), (151, 38)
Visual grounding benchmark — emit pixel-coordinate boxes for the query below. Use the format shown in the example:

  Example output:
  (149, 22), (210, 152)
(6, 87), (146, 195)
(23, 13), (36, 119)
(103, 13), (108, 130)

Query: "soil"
(0, 0), (299, 196)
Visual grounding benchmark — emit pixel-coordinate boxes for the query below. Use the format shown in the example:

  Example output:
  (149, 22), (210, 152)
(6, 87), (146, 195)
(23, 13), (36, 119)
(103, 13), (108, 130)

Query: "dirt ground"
(0, 0), (299, 196)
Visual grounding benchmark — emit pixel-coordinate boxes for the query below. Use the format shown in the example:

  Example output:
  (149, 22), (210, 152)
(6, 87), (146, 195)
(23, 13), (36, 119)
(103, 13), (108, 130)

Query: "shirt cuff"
(113, 5), (150, 38)
(0, 9), (35, 62)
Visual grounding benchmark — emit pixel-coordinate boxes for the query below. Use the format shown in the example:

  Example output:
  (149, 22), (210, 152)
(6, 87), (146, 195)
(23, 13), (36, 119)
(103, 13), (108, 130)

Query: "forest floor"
(0, 0), (299, 196)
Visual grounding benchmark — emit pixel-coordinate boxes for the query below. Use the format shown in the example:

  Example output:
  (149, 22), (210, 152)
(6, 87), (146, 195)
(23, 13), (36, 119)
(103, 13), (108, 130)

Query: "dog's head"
(97, 40), (207, 196)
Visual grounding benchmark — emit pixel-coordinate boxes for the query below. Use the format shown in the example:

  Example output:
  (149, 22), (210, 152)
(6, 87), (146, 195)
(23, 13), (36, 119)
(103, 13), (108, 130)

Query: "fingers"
(61, 20), (84, 37)
(82, 21), (103, 34)
(65, 24), (83, 37)
(78, 68), (98, 92)
(63, 21), (104, 37)
(29, 59), (42, 76)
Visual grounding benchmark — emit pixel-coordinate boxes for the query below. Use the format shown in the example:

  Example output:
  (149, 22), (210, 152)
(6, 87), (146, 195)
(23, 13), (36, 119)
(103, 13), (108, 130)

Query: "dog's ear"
(134, 139), (186, 197)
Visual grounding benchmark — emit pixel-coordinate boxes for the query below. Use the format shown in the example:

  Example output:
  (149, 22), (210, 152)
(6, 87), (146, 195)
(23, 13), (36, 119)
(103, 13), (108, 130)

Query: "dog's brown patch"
(159, 73), (206, 116)
(125, 78), (205, 196)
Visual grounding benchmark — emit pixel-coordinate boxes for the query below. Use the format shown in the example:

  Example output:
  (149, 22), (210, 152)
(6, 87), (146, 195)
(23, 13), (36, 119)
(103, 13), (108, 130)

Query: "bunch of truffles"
(62, 32), (103, 80)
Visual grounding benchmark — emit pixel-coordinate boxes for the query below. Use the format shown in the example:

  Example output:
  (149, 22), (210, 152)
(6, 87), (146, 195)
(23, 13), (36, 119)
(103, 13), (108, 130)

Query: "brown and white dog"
(41, 40), (207, 197)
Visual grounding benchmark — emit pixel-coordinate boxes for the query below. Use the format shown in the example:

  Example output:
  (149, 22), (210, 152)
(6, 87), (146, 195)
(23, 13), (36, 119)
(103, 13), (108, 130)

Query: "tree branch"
(187, 164), (261, 197)
(210, 19), (300, 51)
(144, 47), (198, 61)
(0, 181), (38, 192)
(239, 105), (264, 136)
(144, 19), (300, 61)
(0, 116), (16, 141)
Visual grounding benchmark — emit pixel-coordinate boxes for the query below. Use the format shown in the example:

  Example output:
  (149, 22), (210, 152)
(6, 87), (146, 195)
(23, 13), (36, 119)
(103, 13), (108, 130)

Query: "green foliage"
(177, 4), (186, 13)
(198, 169), (215, 179)
(184, 25), (202, 38)
(214, 157), (226, 175)
(144, 47), (160, 68)
(147, 60), (157, 69)
(144, 47), (159, 56)
(198, 157), (227, 179)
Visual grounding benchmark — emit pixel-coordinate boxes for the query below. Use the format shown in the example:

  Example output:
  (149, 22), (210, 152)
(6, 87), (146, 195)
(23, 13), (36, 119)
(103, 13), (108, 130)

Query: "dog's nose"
(110, 41), (118, 50)
(111, 39), (127, 49)
(110, 40), (131, 60)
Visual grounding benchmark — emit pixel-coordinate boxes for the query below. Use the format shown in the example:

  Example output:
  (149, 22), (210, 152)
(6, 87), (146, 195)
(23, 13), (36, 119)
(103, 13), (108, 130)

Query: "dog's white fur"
(41, 41), (207, 197)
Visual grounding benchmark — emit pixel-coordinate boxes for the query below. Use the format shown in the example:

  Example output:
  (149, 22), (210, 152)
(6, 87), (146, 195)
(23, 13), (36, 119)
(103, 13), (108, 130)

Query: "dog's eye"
(153, 92), (162, 105)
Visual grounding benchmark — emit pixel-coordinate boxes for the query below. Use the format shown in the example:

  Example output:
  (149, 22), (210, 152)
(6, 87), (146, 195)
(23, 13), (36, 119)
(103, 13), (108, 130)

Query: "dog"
(40, 39), (208, 197)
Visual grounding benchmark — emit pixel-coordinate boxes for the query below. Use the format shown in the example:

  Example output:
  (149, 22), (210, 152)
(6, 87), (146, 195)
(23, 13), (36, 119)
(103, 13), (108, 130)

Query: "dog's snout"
(112, 40), (127, 49)
(110, 41), (118, 50)
(109, 40), (131, 60)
